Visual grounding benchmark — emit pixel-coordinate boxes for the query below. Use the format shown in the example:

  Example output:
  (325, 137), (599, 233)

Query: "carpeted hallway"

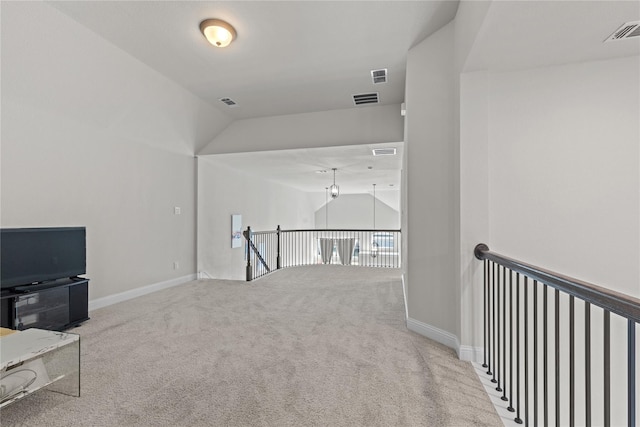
(1, 265), (501, 426)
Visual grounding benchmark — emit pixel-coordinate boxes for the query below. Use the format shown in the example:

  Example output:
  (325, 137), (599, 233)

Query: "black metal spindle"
(570, 295), (575, 427)
(544, 285), (549, 427)
(484, 260), (488, 368)
(534, 280), (539, 427)
(508, 269), (515, 412)
(585, 302), (591, 427)
(524, 277), (529, 426)
(497, 265), (503, 392)
(555, 289), (560, 427)
(502, 266), (508, 400)
(488, 260), (494, 376)
(492, 261), (497, 381)
(628, 319), (636, 427)
(604, 310), (610, 427)
(516, 272), (522, 424)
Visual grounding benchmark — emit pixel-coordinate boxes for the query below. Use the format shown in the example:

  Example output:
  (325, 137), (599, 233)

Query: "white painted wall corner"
(406, 317), (483, 363)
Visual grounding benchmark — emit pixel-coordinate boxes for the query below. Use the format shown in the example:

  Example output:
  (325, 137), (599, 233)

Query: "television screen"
(1, 227), (86, 289)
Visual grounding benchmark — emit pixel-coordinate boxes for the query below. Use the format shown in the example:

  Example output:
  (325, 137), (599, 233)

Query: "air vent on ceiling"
(605, 21), (640, 42)
(372, 147), (396, 156)
(353, 92), (379, 106)
(371, 69), (387, 84)
(219, 97), (238, 107)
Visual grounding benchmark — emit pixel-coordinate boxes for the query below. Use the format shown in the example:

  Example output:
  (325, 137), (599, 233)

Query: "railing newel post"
(276, 225), (282, 270)
(245, 226), (252, 281)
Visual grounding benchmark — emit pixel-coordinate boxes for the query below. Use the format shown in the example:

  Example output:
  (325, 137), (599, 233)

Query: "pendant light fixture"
(325, 187), (329, 229)
(330, 168), (340, 199)
(372, 183), (376, 229)
(371, 183), (378, 258)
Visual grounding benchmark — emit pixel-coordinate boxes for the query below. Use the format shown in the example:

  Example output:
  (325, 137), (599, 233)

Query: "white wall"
(1, 2), (231, 301)
(314, 193), (400, 230)
(459, 56), (639, 425)
(403, 22), (458, 347)
(199, 105), (404, 155)
(197, 156), (317, 280)
(486, 57), (639, 292)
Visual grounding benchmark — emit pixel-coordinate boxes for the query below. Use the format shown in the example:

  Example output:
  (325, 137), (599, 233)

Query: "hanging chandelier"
(330, 168), (339, 199)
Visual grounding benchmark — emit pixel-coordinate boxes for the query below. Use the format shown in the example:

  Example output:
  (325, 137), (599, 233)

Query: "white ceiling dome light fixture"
(200, 19), (237, 48)
(330, 168), (340, 199)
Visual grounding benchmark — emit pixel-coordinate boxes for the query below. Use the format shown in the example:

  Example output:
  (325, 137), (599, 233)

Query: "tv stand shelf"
(0, 278), (89, 331)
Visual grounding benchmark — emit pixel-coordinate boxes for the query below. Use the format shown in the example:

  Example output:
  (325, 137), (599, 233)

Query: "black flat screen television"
(1, 227), (86, 289)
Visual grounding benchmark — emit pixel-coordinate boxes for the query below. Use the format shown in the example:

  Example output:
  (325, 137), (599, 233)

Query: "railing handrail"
(249, 230), (278, 236)
(281, 228), (401, 233)
(474, 243), (640, 323)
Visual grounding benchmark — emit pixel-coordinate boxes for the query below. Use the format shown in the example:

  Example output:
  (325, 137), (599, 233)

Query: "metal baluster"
(628, 319), (636, 427)
(585, 302), (591, 427)
(570, 295), (575, 427)
(508, 269), (515, 412)
(604, 310), (610, 427)
(524, 277), (529, 426)
(483, 260), (488, 368)
(491, 261), (497, 380)
(497, 265), (503, 392)
(488, 261), (494, 376)
(502, 266), (507, 400)
(544, 285), (548, 427)
(516, 272), (522, 424)
(555, 289), (560, 427)
(534, 280), (539, 427)
(487, 262), (496, 382)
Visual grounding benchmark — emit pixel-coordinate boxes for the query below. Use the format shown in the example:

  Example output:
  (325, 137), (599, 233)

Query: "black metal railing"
(244, 226), (401, 281)
(475, 243), (640, 427)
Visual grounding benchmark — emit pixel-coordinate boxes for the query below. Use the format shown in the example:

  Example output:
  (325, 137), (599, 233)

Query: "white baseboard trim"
(406, 317), (484, 363)
(458, 345), (484, 363)
(406, 317), (460, 352)
(198, 271), (213, 280)
(89, 274), (197, 312)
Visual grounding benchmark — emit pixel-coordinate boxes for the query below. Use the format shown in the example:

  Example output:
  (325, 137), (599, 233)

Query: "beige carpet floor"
(0, 265), (500, 426)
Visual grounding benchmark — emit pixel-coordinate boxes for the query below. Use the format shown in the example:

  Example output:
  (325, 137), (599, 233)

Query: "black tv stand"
(0, 277), (89, 331)
(13, 277), (85, 293)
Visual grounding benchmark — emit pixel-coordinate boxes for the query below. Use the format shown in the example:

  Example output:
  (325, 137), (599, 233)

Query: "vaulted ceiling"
(49, 1), (459, 120)
(43, 1), (639, 197)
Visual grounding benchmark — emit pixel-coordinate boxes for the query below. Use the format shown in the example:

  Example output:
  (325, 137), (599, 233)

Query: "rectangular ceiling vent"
(219, 97), (238, 107)
(605, 21), (640, 42)
(372, 147), (396, 156)
(371, 69), (387, 84)
(353, 92), (379, 106)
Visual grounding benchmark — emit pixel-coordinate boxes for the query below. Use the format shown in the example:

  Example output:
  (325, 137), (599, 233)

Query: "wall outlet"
(174, 207), (181, 215)
(173, 261), (179, 270)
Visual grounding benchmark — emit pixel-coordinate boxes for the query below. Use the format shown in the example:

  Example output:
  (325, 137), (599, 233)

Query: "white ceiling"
(47, 1), (458, 196)
(49, 0), (459, 120)
(464, 1), (640, 72)
(46, 1), (639, 196)
(203, 142), (404, 195)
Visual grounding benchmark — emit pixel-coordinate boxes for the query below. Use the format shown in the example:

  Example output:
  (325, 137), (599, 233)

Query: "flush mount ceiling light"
(200, 19), (236, 48)
(330, 168), (340, 199)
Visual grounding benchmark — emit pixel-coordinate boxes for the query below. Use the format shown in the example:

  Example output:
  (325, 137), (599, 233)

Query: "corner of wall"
(406, 316), (484, 363)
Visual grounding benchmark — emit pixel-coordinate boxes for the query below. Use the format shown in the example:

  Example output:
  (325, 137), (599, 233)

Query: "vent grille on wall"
(372, 148), (396, 156)
(219, 97), (238, 107)
(371, 69), (387, 84)
(605, 21), (640, 42)
(353, 93), (379, 105)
